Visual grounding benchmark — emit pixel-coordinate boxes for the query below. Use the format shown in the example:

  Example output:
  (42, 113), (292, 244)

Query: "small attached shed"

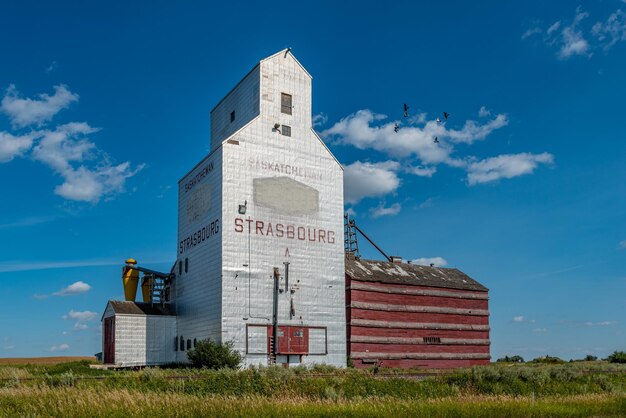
(102, 301), (177, 367)
(345, 255), (490, 369)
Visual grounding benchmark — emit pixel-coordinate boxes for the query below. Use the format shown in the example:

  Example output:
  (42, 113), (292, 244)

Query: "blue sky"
(0, 1), (624, 360)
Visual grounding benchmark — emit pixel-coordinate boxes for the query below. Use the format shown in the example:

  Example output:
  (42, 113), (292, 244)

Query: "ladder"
(268, 335), (276, 365)
(344, 213), (360, 258)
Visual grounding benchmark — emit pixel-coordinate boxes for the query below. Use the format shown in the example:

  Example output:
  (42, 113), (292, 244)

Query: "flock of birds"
(394, 104), (449, 144)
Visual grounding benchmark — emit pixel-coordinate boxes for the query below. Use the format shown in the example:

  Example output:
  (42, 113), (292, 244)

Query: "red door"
(269, 326), (310, 355)
(103, 317), (115, 364)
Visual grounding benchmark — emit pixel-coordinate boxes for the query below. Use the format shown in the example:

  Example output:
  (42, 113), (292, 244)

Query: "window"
(187, 339), (192, 350)
(281, 93), (292, 115)
(185, 258), (188, 273)
(180, 336), (185, 351)
(178, 261), (182, 276)
(281, 125), (291, 137)
(423, 337), (441, 344)
(193, 338), (197, 348)
(175, 336), (178, 351)
(230, 110), (235, 122)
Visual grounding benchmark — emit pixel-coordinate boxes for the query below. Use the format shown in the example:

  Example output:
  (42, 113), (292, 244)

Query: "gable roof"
(345, 257), (488, 292)
(107, 301), (174, 316)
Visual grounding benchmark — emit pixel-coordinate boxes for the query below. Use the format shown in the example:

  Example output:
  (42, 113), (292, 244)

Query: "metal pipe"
(283, 262), (290, 292)
(272, 267), (280, 357)
(124, 264), (172, 278)
(351, 222), (392, 262)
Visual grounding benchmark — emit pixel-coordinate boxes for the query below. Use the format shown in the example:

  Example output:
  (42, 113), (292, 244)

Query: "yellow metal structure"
(122, 258), (139, 301)
(141, 276), (153, 303)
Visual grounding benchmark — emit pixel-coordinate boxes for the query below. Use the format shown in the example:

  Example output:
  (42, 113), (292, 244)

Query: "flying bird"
(394, 123), (399, 133)
(433, 136), (439, 144)
(443, 112), (450, 121)
(403, 104), (409, 118)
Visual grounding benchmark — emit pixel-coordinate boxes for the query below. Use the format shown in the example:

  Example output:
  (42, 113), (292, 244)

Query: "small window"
(175, 336), (178, 351)
(185, 258), (189, 273)
(281, 93), (292, 115)
(193, 338), (197, 348)
(230, 110), (235, 122)
(187, 339), (191, 350)
(178, 261), (182, 276)
(180, 336), (185, 351)
(281, 125), (291, 137)
(423, 337), (441, 344)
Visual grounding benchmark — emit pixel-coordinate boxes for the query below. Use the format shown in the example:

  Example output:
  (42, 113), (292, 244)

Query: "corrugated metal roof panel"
(108, 301), (174, 316)
(345, 257), (488, 292)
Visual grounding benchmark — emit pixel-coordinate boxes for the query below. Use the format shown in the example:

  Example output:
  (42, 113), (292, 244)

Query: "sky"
(0, 1), (624, 361)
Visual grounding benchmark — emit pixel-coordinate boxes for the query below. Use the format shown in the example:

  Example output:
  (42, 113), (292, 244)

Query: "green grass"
(1, 361), (625, 416)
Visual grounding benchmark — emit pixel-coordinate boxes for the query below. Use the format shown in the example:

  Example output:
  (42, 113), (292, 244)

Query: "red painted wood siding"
(351, 289), (488, 310)
(346, 277), (490, 369)
(350, 309), (489, 325)
(350, 326), (490, 340)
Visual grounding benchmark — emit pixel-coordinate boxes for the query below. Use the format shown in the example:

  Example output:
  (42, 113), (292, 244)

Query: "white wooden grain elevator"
(101, 49), (346, 368)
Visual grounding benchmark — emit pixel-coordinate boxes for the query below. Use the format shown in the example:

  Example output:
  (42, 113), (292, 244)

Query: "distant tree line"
(496, 351), (625, 364)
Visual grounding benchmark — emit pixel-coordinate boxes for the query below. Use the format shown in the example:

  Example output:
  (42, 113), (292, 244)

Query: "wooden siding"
(347, 278), (490, 369)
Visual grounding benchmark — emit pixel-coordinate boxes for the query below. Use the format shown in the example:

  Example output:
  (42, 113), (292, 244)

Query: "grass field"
(0, 356), (95, 366)
(0, 359), (624, 417)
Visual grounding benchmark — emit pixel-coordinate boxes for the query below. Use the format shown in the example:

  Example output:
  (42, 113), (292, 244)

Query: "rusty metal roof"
(345, 257), (488, 292)
(108, 301), (174, 316)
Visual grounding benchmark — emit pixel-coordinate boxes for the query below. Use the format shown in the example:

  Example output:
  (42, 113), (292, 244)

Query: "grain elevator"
(102, 49), (346, 367)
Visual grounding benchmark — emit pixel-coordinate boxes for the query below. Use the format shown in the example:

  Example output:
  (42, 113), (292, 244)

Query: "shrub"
(531, 355), (564, 364)
(497, 355), (524, 363)
(187, 339), (242, 369)
(584, 355), (598, 361)
(606, 351), (626, 364)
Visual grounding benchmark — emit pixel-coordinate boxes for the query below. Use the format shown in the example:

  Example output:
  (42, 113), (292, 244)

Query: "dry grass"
(0, 356), (95, 366)
(0, 386), (624, 417)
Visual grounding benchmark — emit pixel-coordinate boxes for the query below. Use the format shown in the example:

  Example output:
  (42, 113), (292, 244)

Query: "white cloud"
(533, 328), (548, 333)
(619, 240), (626, 249)
(33, 293), (49, 300)
(447, 114), (509, 144)
(0, 131), (38, 163)
(73, 323), (89, 331)
(0, 85), (143, 203)
(0, 258), (121, 273)
(324, 107), (549, 200)
(370, 202), (401, 218)
(522, 27), (542, 39)
(419, 197), (436, 209)
(412, 257), (448, 267)
(63, 310), (98, 322)
(467, 152), (554, 185)
(45, 61), (59, 74)
(343, 160), (401, 204)
(31, 123), (144, 202)
(312, 112), (328, 127)
(547, 21), (561, 36)
(322, 109), (508, 161)
(478, 106), (491, 118)
(513, 315), (536, 323)
(53, 281), (91, 296)
(584, 320), (617, 327)
(592, 9), (626, 50)
(1, 84), (78, 128)
(407, 165), (437, 177)
(548, 8), (590, 59)
(49, 343), (70, 352)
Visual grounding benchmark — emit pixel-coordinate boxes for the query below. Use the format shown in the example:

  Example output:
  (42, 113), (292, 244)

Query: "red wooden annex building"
(345, 255), (490, 369)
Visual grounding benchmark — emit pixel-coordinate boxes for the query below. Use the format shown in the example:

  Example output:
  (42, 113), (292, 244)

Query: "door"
(103, 317), (115, 364)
